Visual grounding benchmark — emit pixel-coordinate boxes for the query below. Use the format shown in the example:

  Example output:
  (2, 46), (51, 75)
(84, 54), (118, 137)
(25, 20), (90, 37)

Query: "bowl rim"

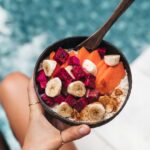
(33, 36), (132, 128)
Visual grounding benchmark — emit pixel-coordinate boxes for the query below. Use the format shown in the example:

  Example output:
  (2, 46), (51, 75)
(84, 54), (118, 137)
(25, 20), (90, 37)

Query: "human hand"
(23, 77), (91, 150)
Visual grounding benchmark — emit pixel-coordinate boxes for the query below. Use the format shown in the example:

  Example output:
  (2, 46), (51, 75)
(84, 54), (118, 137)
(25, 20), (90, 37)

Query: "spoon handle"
(76, 0), (134, 50)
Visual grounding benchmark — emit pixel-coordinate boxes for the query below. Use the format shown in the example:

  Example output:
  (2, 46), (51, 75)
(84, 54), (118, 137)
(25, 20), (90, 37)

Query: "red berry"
(41, 94), (55, 106)
(68, 56), (80, 66)
(54, 47), (69, 64)
(84, 74), (96, 88)
(71, 65), (86, 80)
(65, 95), (76, 107)
(73, 98), (87, 112)
(54, 95), (65, 104)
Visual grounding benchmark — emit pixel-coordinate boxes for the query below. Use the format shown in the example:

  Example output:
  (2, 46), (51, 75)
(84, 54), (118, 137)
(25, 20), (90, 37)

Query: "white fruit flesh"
(57, 102), (73, 117)
(82, 59), (97, 75)
(45, 77), (62, 97)
(65, 66), (75, 79)
(104, 55), (120, 66)
(43, 60), (57, 77)
(67, 81), (86, 97)
(88, 103), (105, 122)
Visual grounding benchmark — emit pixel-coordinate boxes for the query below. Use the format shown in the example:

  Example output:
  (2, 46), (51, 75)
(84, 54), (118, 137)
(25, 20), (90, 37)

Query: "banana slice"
(45, 77), (62, 97)
(88, 103), (105, 122)
(104, 55), (120, 66)
(57, 102), (73, 117)
(65, 66), (75, 79)
(43, 60), (57, 77)
(82, 59), (97, 75)
(67, 81), (86, 97)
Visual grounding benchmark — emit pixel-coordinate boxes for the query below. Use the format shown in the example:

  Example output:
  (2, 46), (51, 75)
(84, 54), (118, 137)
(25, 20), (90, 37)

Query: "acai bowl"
(34, 36), (132, 128)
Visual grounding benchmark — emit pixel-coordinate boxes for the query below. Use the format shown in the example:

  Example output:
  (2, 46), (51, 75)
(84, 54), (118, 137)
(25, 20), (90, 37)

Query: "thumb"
(28, 76), (44, 114)
(61, 125), (91, 143)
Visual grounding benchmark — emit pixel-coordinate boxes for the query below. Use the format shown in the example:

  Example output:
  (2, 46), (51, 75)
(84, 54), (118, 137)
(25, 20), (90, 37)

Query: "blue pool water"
(0, 0), (149, 149)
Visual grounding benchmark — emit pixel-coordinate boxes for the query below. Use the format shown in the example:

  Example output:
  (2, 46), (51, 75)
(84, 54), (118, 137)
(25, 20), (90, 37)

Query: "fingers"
(61, 125), (91, 143)
(28, 76), (44, 114)
(51, 119), (70, 131)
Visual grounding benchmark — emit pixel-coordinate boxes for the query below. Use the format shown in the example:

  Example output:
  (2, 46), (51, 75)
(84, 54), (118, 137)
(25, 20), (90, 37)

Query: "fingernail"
(79, 125), (90, 135)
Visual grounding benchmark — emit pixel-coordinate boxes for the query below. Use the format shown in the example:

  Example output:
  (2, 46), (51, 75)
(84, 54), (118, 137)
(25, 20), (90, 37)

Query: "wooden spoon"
(76, 0), (134, 50)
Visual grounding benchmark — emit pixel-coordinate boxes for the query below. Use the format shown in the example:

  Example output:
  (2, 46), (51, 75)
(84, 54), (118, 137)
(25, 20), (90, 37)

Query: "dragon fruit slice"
(65, 95), (76, 107)
(54, 47), (69, 64)
(86, 89), (100, 104)
(84, 74), (96, 89)
(73, 98), (87, 112)
(54, 68), (73, 87)
(68, 56), (80, 66)
(36, 70), (47, 83)
(41, 94), (55, 106)
(38, 81), (47, 94)
(54, 95), (65, 104)
(71, 65), (86, 80)
(52, 64), (61, 77)
(36, 70), (48, 93)
(97, 48), (106, 58)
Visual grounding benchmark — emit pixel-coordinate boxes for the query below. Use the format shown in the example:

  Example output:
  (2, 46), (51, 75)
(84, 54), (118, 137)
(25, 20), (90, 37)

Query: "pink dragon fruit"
(86, 89), (100, 104)
(97, 48), (106, 58)
(54, 68), (73, 87)
(71, 65), (86, 80)
(54, 47), (69, 64)
(54, 95), (65, 104)
(38, 81), (47, 94)
(73, 98), (87, 112)
(65, 95), (76, 107)
(36, 70), (48, 93)
(36, 70), (47, 83)
(41, 94), (55, 106)
(84, 74), (96, 89)
(68, 56), (80, 66)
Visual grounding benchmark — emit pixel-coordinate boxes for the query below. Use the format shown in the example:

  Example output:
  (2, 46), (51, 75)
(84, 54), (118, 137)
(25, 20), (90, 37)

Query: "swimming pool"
(0, 0), (149, 149)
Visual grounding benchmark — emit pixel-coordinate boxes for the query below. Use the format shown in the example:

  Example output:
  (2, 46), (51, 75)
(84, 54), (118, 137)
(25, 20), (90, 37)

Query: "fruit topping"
(65, 95), (76, 107)
(68, 56), (80, 66)
(49, 51), (55, 60)
(65, 66), (75, 79)
(73, 98), (87, 112)
(54, 95), (65, 104)
(104, 55), (120, 66)
(54, 68), (73, 87)
(43, 60), (57, 77)
(86, 89), (100, 100)
(88, 103), (105, 121)
(54, 47), (69, 64)
(97, 48), (106, 58)
(82, 59), (97, 75)
(96, 62), (125, 94)
(67, 81), (86, 97)
(77, 47), (90, 64)
(56, 102), (73, 117)
(36, 70), (47, 83)
(87, 50), (101, 65)
(84, 74), (96, 89)
(41, 94), (55, 106)
(71, 65), (86, 80)
(45, 77), (62, 97)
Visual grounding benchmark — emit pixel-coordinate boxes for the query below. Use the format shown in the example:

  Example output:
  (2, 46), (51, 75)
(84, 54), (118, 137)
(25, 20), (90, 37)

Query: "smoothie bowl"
(34, 36), (132, 128)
